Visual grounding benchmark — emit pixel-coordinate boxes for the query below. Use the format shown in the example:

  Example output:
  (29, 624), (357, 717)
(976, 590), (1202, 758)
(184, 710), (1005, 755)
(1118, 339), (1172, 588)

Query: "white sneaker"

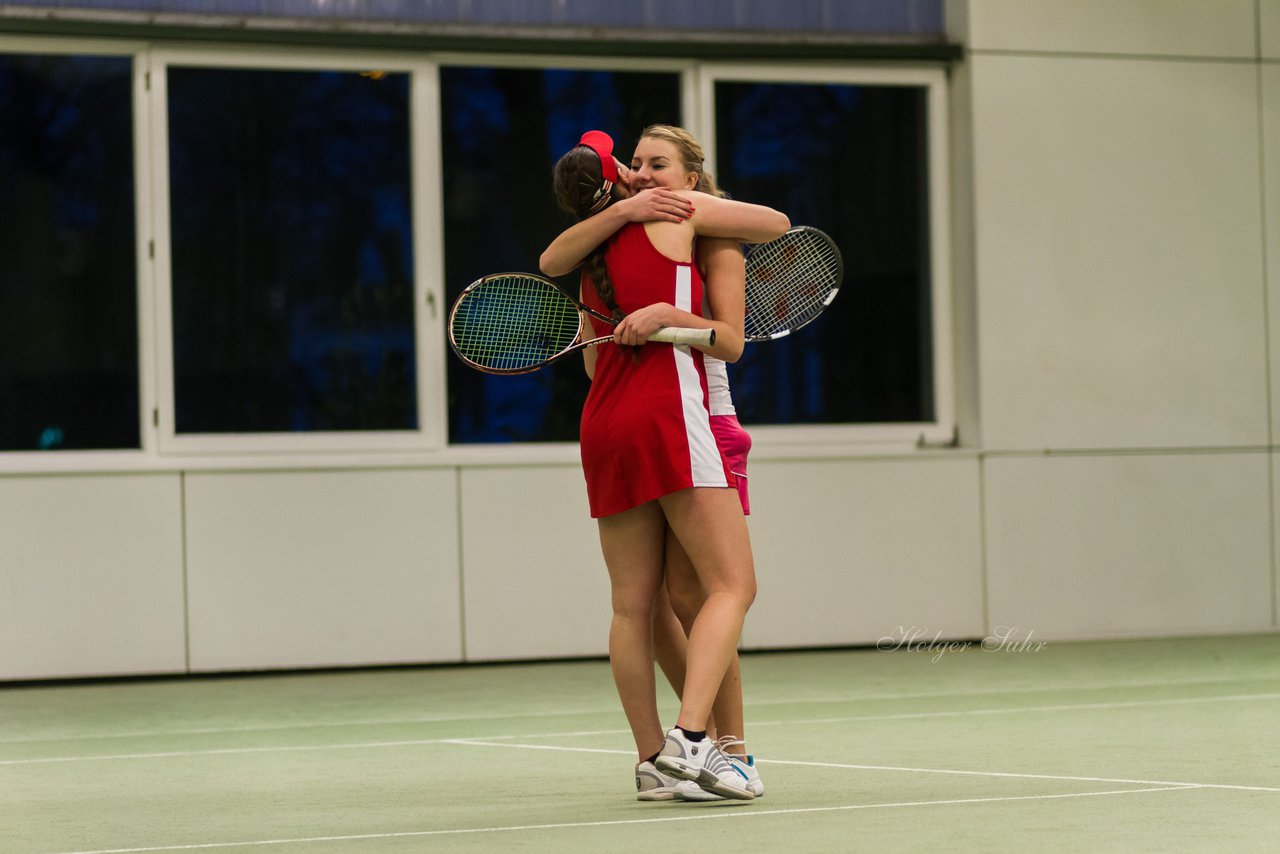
(635, 760), (683, 801)
(654, 728), (755, 800)
(716, 736), (765, 798)
(728, 753), (765, 797)
(673, 779), (723, 802)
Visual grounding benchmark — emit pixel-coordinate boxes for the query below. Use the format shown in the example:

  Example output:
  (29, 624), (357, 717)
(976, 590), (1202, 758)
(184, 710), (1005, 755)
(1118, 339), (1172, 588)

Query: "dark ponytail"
(552, 145), (623, 321)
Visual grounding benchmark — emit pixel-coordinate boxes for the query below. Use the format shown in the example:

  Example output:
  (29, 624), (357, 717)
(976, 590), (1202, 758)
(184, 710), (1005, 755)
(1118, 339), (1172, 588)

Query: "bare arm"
(612, 303), (739, 363)
(539, 189), (695, 277)
(684, 191), (789, 245)
(611, 239), (745, 363)
(699, 237), (746, 363)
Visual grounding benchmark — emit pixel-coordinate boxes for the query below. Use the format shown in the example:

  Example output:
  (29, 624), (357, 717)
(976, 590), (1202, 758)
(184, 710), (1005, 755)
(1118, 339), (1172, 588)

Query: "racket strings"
(744, 231), (842, 340)
(451, 275), (582, 372)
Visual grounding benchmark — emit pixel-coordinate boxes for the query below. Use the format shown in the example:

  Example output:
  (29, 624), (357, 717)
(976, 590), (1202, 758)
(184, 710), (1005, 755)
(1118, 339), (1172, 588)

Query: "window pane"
(715, 81), (934, 424)
(441, 66), (681, 444)
(167, 67), (415, 434)
(0, 53), (138, 451)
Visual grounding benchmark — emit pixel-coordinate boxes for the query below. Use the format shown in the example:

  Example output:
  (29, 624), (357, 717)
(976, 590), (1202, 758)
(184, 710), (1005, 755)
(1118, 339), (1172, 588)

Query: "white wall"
(961, 0), (1258, 57)
(458, 465), (607, 661)
(956, 0), (1278, 640)
(744, 456), (984, 649)
(184, 468), (462, 671)
(0, 474), (186, 679)
(1266, 0), (1280, 61)
(2, 1), (1278, 679)
(983, 453), (1272, 639)
(970, 54), (1265, 451)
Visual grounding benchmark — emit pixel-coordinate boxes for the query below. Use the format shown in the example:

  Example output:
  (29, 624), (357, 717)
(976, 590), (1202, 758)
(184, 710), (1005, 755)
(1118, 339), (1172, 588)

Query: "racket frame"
(448, 272), (713, 375)
(743, 226), (844, 342)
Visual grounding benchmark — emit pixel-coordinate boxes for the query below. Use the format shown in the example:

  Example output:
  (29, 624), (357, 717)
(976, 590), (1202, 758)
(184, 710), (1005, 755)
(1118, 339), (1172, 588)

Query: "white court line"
(444, 691), (1280, 743)
(5, 690), (1279, 768)
(767, 759), (1280, 795)
(0, 707), (621, 746)
(49, 786), (1199, 854)
(749, 691), (1280, 728)
(446, 739), (1280, 794)
(0, 739), (457, 767)
(5, 672), (1276, 745)
(419, 691), (1280, 742)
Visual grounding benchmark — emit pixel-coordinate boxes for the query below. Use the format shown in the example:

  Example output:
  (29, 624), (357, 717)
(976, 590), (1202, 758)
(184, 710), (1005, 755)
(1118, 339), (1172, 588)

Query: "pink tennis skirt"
(710, 414), (752, 515)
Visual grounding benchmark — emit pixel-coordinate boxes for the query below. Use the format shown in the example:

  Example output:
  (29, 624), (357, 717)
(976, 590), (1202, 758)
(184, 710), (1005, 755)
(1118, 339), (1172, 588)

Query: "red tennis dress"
(580, 223), (732, 518)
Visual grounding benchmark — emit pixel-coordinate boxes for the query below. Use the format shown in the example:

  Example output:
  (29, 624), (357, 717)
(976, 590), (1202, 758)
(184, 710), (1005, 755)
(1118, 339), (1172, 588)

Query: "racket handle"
(649, 326), (716, 347)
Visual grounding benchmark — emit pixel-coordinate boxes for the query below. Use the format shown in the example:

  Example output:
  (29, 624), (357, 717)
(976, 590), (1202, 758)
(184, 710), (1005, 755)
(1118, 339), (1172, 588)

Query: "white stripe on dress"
(671, 264), (728, 488)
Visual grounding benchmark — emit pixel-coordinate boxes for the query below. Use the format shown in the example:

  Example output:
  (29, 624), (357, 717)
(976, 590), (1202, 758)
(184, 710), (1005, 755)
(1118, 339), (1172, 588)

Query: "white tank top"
(704, 356), (735, 416)
(697, 247), (736, 416)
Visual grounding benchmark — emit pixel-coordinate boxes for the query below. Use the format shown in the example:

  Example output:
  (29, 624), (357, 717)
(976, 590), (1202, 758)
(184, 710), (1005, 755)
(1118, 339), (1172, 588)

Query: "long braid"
(585, 248), (621, 322)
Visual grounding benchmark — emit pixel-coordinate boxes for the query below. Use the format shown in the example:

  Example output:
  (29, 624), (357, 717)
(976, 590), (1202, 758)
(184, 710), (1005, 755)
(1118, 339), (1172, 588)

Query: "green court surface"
(3, 634), (1279, 853)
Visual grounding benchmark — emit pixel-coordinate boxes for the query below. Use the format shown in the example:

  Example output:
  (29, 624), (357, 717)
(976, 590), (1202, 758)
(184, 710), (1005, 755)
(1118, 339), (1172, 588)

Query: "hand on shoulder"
(620, 188), (695, 224)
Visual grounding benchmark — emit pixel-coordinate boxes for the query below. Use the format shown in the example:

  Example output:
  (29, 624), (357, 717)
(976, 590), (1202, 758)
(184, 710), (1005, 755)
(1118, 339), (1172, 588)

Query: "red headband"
(578, 130), (618, 183)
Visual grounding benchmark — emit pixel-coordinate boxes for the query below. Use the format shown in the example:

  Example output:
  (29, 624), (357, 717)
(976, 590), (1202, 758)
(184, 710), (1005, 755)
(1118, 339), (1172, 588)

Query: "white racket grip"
(648, 326), (715, 347)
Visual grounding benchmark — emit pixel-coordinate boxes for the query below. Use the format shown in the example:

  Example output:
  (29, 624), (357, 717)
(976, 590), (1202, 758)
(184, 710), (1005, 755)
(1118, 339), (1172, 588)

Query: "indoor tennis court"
(5, 1), (1280, 852)
(5, 634), (1279, 853)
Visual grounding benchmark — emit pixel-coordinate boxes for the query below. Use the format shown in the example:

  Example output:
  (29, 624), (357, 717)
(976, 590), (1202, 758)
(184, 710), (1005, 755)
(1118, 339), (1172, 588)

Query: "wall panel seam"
(455, 466), (467, 662)
(180, 471), (191, 673)
(969, 48), (1259, 65)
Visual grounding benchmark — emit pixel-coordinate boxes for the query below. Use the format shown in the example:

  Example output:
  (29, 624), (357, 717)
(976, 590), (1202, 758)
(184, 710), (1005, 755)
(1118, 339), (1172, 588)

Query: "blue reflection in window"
(0, 53), (139, 451)
(716, 81), (933, 425)
(441, 66), (681, 443)
(167, 67), (416, 434)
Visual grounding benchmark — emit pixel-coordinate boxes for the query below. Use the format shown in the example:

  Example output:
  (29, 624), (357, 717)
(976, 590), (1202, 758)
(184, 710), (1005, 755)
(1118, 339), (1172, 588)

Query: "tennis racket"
(449, 273), (715, 375)
(744, 226), (843, 341)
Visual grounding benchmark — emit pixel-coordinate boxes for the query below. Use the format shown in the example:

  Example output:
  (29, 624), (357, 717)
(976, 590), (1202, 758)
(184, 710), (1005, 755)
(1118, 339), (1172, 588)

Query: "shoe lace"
(714, 734), (746, 755)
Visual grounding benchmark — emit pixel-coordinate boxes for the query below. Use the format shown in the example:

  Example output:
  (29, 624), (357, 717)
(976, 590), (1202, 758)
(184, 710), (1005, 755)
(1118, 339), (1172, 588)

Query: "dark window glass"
(0, 54), (138, 451)
(167, 67), (415, 434)
(441, 66), (681, 443)
(715, 81), (934, 424)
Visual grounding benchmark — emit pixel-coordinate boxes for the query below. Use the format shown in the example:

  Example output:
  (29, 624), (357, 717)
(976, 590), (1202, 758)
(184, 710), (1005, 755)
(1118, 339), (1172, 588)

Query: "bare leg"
(597, 501), (668, 760)
(652, 583), (688, 701)
(665, 530), (746, 753)
(657, 487), (756, 733)
(715, 660), (746, 756)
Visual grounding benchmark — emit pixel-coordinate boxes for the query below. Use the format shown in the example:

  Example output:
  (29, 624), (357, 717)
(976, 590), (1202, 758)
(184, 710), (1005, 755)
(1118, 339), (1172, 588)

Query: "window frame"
(0, 35), (154, 471)
(694, 62), (957, 453)
(433, 51), (694, 448)
(0, 38), (955, 473)
(145, 45), (446, 456)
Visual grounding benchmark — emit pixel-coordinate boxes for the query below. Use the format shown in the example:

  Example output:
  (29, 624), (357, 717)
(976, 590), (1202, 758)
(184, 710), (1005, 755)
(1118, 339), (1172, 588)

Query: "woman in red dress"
(543, 125), (762, 801)
(551, 130), (788, 799)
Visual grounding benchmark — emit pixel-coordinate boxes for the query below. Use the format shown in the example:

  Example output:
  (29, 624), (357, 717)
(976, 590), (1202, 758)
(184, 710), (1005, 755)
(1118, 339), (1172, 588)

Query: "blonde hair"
(638, 124), (726, 198)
